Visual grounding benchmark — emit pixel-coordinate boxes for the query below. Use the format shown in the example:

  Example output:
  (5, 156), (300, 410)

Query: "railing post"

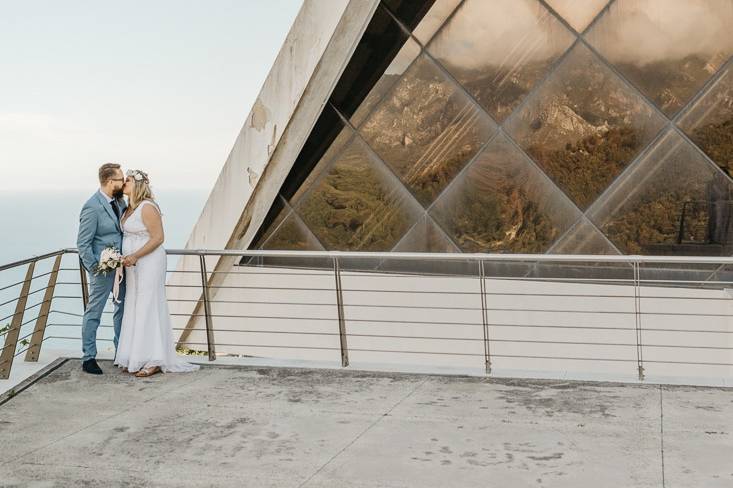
(333, 257), (349, 367)
(25, 255), (62, 362)
(199, 254), (216, 361)
(79, 257), (89, 311)
(0, 261), (36, 379)
(633, 261), (645, 381)
(479, 260), (492, 374)
(676, 202), (687, 244)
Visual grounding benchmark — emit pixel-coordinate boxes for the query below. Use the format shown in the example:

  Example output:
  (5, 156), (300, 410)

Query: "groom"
(76, 163), (127, 375)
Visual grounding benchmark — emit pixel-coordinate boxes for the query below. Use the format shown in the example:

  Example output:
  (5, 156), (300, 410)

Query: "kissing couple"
(76, 163), (199, 377)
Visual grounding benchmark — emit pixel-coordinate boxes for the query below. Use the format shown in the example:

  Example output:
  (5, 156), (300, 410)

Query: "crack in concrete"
(296, 377), (430, 488)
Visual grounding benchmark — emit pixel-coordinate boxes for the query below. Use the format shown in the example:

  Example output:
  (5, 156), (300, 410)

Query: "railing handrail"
(53, 247), (733, 265)
(0, 250), (67, 273)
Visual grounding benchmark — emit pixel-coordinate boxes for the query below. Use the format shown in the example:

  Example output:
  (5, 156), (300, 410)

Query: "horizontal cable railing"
(0, 248), (732, 384)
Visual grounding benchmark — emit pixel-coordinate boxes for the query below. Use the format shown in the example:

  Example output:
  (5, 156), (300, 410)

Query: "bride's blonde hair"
(126, 169), (156, 211)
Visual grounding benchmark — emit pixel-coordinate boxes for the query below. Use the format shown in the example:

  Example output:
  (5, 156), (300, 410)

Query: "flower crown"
(126, 169), (150, 184)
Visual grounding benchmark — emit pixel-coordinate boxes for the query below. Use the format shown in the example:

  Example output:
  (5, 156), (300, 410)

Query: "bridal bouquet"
(94, 245), (124, 276)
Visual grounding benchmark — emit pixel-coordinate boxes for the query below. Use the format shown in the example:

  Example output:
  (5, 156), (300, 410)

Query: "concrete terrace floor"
(0, 360), (731, 488)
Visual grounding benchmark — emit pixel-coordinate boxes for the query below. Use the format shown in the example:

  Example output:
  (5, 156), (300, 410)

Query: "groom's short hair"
(99, 163), (122, 184)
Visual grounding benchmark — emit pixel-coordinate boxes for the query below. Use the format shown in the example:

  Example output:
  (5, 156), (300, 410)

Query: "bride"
(114, 169), (199, 377)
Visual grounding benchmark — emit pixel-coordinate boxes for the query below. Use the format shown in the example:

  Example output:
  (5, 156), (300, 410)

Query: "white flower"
(95, 245), (123, 275)
(126, 169), (147, 182)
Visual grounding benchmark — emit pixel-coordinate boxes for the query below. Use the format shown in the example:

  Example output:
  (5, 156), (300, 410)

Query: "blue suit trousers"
(81, 269), (125, 362)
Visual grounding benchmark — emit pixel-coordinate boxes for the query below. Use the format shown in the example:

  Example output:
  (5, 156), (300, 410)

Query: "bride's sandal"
(134, 366), (161, 378)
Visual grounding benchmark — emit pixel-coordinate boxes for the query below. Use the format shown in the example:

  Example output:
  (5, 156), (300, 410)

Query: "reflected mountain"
(296, 138), (422, 252)
(616, 54), (727, 116)
(458, 61), (555, 122)
(360, 55), (494, 207)
(691, 117), (733, 175)
(507, 44), (666, 210)
(429, 134), (579, 254)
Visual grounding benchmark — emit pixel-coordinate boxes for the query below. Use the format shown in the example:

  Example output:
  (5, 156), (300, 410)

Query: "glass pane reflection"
(410, 0), (462, 46)
(548, 217), (620, 255)
(382, 215), (467, 276)
(392, 214), (460, 253)
(290, 105), (354, 205)
(295, 137), (422, 251)
(260, 210), (324, 251)
(257, 204), (329, 269)
(350, 36), (422, 128)
(506, 43), (665, 209)
(678, 67), (733, 177)
(429, 133), (580, 253)
(360, 54), (495, 207)
(254, 196), (290, 249)
(586, 0), (733, 116)
(427, 0), (575, 122)
(589, 130), (733, 255)
(545, 0), (609, 33)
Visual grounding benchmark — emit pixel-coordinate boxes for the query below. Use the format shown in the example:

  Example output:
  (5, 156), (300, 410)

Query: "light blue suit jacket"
(76, 191), (127, 272)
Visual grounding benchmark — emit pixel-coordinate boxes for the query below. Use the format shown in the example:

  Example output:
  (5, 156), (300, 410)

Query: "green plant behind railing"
(175, 346), (208, 357)
(0, 323), (30, 349)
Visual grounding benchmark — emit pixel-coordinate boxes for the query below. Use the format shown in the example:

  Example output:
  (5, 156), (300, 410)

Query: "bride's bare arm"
(125, 203), (165, 266)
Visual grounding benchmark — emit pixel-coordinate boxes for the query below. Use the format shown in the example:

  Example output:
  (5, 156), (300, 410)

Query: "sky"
(0, 0), (303, 192)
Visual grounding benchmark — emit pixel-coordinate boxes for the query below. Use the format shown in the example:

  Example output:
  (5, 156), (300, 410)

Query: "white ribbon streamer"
(112, 266), (124, 304)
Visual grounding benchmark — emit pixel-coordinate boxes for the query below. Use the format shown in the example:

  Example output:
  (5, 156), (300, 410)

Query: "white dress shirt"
(98, 189), (114, 203)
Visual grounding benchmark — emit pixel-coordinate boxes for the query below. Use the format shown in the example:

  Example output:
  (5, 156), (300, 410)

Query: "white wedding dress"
(114, 200), (199, 373)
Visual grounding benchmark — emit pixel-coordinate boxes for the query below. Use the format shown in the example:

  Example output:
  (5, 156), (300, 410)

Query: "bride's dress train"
(114, 200), (199, 373)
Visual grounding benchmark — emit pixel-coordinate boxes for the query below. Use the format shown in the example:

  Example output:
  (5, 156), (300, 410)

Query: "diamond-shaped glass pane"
(382, 215), (473, 275)
(290, 106), (354, 205)
(427, 0), (575, 122)
(254, 196), (290, 248)
(382, 0), (448, 34)
(429, 133), (581, 253)
(589, 130), (733, 255)
(295, 137), (422, 251)
(678, 67), (733, 176)
(392, 214), (460, 253)
(410, 0), (462, 46)
(586, 0), (733, 117)
(548, 217), (620, 254)
(349, 32), (422, 127)
(506, 43), (666, 210)
(545, 0), (609, 33)
(260, 210), (324, 251)
(360, 54), (495, 207)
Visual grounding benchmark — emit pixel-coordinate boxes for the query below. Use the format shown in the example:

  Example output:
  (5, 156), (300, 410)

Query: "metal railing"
(676, 200), (733, 246)
(1, 248), (732, 383)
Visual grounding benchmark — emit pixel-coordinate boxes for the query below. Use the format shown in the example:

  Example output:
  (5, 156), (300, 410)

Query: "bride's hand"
(124, 255), (138, 267)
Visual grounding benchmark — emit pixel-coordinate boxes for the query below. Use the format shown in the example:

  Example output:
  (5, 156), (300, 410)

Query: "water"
(0, 189), (209, 354)
(0, 189), (209, 264)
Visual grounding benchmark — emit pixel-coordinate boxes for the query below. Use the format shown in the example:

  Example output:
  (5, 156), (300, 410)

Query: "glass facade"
(254, 0), (733, 258)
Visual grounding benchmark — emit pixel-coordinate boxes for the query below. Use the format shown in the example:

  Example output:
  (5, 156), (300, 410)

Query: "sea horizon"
(0, 188), (210, 266)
